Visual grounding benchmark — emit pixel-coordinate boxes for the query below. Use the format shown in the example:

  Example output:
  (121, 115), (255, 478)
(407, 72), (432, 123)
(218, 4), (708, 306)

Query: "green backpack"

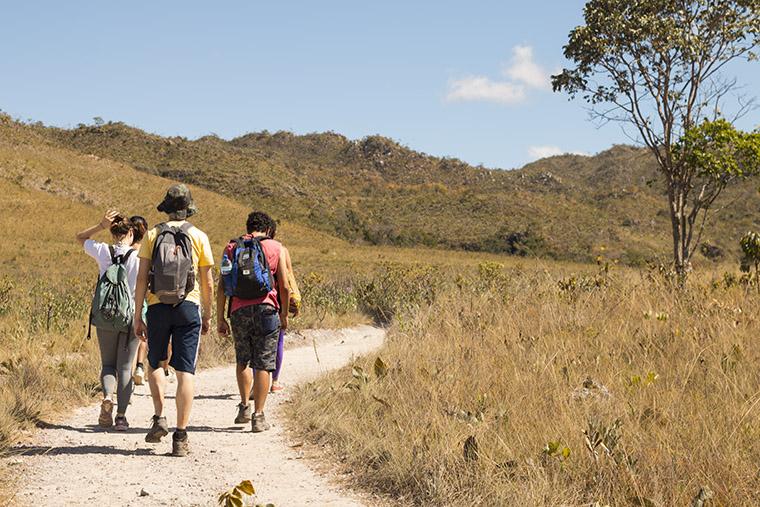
(89, 246), (135, 334)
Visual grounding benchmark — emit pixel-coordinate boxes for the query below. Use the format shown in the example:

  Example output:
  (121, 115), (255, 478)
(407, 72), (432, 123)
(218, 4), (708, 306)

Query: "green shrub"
(356, 263), (444, 324)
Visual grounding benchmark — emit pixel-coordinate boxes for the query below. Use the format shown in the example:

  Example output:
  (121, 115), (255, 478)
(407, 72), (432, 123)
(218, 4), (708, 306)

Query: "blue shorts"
(146, 301), (202, 374)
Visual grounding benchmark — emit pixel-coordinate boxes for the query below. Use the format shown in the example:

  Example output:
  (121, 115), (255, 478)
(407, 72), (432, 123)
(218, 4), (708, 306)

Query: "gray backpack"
(149, 222), (195, 305)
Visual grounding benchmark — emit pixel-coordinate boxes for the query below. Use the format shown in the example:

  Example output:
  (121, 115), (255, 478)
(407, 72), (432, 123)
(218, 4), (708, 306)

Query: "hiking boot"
(145, 415), (169, 443)
(234, 403), (252, 424)
(251, 413), (271, 433)
(172, 431), (189, 457)
(98, 399), (114, 428)
(133, 365), (145, 386)
(114, 415), (129, 432)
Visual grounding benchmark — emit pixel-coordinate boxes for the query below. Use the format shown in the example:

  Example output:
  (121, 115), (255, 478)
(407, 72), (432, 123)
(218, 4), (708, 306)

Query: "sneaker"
(234, 403), (252, 424)
(172, 432), (189, 457)
(114, 415), (129, 432)
(98, 399), (114, 428)
(133, 366), (145, 386)
(270, 383), (284, 393)
(145, 415), (169, 443)
(251, 413), (271, 433)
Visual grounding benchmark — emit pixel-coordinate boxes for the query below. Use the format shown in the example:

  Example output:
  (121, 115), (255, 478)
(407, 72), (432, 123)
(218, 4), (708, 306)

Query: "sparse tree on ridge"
(552, 0), (760, 280)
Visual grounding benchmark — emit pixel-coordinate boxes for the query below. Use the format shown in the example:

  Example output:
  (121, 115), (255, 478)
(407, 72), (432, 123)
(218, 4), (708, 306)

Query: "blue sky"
(1, 1), (758, 169)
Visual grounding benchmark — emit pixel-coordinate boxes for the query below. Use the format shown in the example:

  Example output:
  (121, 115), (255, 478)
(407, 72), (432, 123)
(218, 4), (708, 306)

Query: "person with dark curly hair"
(76, 209), (140, 432)
(217, 211), (290, 433)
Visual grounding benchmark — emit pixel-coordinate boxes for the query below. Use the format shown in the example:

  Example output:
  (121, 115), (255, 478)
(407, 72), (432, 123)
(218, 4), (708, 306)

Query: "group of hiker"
(76, 184), (300, 457)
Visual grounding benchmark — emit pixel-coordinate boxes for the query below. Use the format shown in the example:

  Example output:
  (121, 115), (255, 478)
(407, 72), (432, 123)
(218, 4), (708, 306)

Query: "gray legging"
(96, 327), (139, 415)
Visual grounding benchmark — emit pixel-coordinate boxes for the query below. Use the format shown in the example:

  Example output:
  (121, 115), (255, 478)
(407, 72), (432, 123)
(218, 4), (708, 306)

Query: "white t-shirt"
(83, 240), (139, 298)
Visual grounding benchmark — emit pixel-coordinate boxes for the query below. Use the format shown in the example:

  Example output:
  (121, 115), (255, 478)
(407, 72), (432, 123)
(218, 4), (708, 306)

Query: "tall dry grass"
(289, 262), (760, 506)
(0, 120), (521, 453)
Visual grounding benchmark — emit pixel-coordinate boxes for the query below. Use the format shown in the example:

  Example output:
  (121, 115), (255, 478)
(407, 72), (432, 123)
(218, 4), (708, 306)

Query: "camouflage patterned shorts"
(230, 304), (280, 371)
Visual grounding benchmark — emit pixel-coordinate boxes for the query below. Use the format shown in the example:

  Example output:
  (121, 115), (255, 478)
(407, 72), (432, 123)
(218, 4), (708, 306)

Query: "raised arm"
(75, 209), (119, 245)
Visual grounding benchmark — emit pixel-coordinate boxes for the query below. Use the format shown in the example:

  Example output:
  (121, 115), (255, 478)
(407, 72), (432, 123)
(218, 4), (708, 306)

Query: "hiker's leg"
(167, 301), (202, 430)
(147, 364), (167, 416)
(252, 369), (271, 413)
(115, 331), (139, 415)
(146, 304), (172, 417)
(96, 328), (118, 400)
(251, 307), (280, 414)
(230, 306), (255, 406)
(175, 372), (194, 430)
(272, 329), (285, 382)
(236, 363), (253, 405)
(133, 340), (147, 373)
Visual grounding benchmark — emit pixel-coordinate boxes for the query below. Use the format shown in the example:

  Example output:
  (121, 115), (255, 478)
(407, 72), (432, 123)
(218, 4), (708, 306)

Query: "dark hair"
(246, 211), (273, 234)
(109, 215), (132, 237)
(267, 216), (277, 239)
(130, 216), (148, 244)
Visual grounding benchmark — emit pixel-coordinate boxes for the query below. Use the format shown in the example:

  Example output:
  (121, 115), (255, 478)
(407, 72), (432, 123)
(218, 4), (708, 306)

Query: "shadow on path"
(162, 393), (237, 401)
(35, 421), (146, 435)
(9, 445), (156, 457)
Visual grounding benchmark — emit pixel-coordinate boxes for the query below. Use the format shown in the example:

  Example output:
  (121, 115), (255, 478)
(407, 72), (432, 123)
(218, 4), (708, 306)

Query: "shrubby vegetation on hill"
(15, 115), (756, 266)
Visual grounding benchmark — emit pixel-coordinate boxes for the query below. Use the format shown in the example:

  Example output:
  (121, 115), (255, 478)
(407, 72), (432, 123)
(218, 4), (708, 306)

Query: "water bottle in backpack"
(222, 236), (272, 299)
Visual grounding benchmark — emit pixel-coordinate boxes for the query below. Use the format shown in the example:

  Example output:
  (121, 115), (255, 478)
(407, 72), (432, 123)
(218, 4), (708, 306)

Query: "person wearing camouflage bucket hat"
(134, 183), (214, 457)
(156, 184), (198, 219)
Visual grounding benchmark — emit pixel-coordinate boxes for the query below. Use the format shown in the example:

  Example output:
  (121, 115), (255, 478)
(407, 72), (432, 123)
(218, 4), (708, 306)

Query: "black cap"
(157, 184), (197, 219)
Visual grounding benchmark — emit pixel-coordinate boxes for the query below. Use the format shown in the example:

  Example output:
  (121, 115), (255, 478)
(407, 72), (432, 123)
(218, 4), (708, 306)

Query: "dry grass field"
(290, 263), (760, 506)
(3, 114), (758, 505)
(0, 117), (526, 503)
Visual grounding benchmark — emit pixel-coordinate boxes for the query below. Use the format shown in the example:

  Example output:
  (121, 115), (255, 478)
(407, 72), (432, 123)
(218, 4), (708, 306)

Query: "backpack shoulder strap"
(254, 237), (274, 279)
(151, 224), (170, 261)
(179, 222), (194, 234)
(111, 246), (135, 265)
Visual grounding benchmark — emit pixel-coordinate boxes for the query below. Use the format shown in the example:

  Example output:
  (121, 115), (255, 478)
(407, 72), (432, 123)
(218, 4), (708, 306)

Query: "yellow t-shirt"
(138, 221), (215, 306)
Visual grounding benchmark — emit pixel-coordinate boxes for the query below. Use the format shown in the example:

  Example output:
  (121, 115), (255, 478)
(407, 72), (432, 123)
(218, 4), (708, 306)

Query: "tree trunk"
(668, 181), (689, 284)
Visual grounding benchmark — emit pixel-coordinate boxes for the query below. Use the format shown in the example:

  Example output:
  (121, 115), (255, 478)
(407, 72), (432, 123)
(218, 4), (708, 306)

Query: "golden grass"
(289, 265), (760, 506)
(8, 117), (751, 505)
(0, 119), (547, 503)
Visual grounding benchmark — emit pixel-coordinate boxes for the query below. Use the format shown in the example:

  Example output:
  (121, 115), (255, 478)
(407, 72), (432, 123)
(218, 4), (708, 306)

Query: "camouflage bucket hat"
(157, 184), (197, 219)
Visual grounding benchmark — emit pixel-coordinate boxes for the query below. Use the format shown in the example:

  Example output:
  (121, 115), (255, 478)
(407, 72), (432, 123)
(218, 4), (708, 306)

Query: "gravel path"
(9, 325), (385, 506)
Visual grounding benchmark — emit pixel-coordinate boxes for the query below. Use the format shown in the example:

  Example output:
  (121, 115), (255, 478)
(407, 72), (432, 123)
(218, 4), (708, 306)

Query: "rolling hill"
(8, 114), (760, 265)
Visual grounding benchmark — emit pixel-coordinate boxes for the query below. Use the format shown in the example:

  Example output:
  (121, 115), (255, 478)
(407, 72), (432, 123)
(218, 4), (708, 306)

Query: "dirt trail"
(10, 326), (385, 506)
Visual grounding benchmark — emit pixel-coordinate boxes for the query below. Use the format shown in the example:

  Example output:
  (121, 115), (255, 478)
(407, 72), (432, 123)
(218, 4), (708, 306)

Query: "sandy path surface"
(10, 326), (385, 506)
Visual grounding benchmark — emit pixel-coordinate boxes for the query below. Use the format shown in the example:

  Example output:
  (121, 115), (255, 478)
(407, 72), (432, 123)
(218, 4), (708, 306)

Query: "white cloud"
(446, 76), (526, 105)
(528, 145), (589, 160)
(504, 45), (550, 90)
(445, 45), (550, 106)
